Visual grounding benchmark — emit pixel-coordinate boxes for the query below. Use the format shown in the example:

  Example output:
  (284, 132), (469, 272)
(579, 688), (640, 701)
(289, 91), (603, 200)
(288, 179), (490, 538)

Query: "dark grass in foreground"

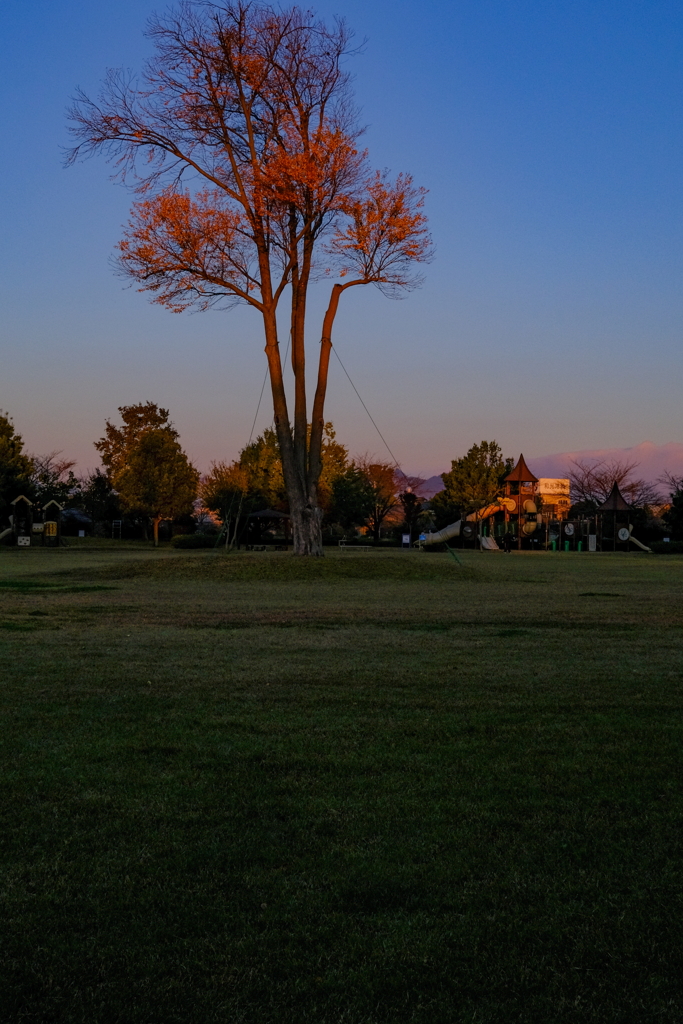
(1, 549), (682, 1023)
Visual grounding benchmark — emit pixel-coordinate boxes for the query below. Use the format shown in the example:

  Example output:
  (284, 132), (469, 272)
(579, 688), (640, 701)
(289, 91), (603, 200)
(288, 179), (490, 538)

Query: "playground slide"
(0, 527), (11, 542)
(626, 526), (652, 553)
(421, 520), (462, 545)
(420, 521), (501, 550)
(421, 501), (508, 548)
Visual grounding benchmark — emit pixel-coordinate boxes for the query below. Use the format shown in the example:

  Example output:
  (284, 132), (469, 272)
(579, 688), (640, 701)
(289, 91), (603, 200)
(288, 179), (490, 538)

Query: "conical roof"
(597, 482), (630, 512)
(504, 454), (539, 483)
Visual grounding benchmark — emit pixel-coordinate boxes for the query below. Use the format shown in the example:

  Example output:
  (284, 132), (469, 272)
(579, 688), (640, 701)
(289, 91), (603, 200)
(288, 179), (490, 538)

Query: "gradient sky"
(2, 0), (683, 477)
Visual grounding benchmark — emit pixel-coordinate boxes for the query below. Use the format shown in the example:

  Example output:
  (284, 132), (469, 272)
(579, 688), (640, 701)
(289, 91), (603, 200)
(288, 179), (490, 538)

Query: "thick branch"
(308, 279), (364, 492)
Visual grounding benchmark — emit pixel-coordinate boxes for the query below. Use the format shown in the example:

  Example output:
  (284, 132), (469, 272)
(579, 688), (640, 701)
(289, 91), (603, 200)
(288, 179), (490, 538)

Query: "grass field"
(1, 546), (682, 1023)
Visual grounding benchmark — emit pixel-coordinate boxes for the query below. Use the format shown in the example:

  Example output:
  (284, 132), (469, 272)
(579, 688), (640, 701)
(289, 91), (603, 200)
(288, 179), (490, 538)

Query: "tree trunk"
(153, 516), (161, 546)
(290, 503), (324, 556)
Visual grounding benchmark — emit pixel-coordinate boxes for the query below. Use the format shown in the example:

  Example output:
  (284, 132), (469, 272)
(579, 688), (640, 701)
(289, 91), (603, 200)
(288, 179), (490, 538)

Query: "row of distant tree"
(0, 405), (198, 545)
(199, 424), (427, 546)
(2, 408), (683, 544)
(0, 405), (428, 546)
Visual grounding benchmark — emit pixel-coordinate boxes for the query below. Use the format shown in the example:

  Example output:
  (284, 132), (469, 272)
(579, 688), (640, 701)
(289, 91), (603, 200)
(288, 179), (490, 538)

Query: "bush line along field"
(1, 548), (682, 1023)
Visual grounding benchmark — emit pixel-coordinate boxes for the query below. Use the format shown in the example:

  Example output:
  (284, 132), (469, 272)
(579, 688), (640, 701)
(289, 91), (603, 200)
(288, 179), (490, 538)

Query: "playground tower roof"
(504, 454), (539, 484)
(597, 483), (631, 512)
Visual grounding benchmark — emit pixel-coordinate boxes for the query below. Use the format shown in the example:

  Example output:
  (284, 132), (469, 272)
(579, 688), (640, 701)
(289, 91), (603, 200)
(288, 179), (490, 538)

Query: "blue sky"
(1, 0), (682, 475)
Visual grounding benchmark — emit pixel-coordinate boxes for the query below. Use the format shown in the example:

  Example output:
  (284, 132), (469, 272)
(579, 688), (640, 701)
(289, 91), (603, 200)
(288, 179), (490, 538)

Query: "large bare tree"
(67, 1), (432, 554)
(568, 458), (661, 508)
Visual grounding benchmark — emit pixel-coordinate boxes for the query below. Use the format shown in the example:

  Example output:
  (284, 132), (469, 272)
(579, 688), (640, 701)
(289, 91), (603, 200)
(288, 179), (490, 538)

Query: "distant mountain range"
(526, 442), (683, 485)
(416, 442), (683, 497)
(418, 475), (446, 498)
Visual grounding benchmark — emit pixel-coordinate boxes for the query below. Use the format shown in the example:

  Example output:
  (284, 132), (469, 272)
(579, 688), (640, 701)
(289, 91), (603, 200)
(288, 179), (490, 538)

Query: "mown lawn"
(1, 547), (682, 1023)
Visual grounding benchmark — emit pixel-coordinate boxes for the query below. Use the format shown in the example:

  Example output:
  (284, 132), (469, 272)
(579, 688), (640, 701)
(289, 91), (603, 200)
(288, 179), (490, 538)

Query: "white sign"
(588, 535), (597, 552)
(17, 536), (30, 547)
(537, 478), (570, 495)
(402, 534), (410, 545)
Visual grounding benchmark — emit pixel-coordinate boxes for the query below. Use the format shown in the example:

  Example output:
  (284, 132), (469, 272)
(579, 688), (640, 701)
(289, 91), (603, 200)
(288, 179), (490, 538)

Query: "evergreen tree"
(664, 486), (683, 539)
(432, 442), (512, 528)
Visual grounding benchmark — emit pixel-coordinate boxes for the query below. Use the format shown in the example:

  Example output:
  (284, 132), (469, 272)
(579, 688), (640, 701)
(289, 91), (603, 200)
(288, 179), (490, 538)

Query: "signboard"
(537, 478), (570, 496)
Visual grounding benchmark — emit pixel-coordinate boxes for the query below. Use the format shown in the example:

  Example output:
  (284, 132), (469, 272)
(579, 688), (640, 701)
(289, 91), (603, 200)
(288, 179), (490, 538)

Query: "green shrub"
(171, 534), (218, 549)
(650, 540), (683, 554)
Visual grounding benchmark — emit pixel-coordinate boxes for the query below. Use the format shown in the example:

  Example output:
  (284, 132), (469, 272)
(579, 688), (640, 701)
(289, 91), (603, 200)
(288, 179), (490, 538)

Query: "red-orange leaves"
(328, 172), (433, 294)
(118, 190), (258, 311)
(262, 125), (365, 214)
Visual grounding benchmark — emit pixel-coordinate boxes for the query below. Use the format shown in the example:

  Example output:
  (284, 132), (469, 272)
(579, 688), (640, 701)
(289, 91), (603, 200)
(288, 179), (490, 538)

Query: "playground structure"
(419, 455), (652, 553)
(420, 454), (541, 551)
(0, 495), (63, 547)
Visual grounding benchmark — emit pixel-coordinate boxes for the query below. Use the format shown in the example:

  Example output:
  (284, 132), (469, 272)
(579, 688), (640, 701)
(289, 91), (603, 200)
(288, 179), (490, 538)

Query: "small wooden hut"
(245, 509), (291, 548)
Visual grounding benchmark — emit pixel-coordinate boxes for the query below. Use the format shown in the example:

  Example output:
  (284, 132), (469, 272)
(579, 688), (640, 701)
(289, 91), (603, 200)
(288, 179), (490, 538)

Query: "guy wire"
(330, 343), (407, 482)
(228, 334), (291, 551)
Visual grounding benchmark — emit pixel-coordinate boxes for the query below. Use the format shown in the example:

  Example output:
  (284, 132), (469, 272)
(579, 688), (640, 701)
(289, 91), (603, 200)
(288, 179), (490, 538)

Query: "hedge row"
(649, 540), (683, 554)
(171, 534), (219, 549)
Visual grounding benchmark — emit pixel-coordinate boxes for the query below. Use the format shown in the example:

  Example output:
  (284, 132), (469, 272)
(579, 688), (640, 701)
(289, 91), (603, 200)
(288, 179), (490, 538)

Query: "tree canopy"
(663, 476), (683, 539)
(29, 452), (78, 509)
(353, 459), (402, 544)
(96, 403), (198, 544)
(95, 403), (177, 478)
(114, 429), (199, 545)
(567, 458), (661, 510)
(431, 442), (512, 527)
(0, 412), (33, 521)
